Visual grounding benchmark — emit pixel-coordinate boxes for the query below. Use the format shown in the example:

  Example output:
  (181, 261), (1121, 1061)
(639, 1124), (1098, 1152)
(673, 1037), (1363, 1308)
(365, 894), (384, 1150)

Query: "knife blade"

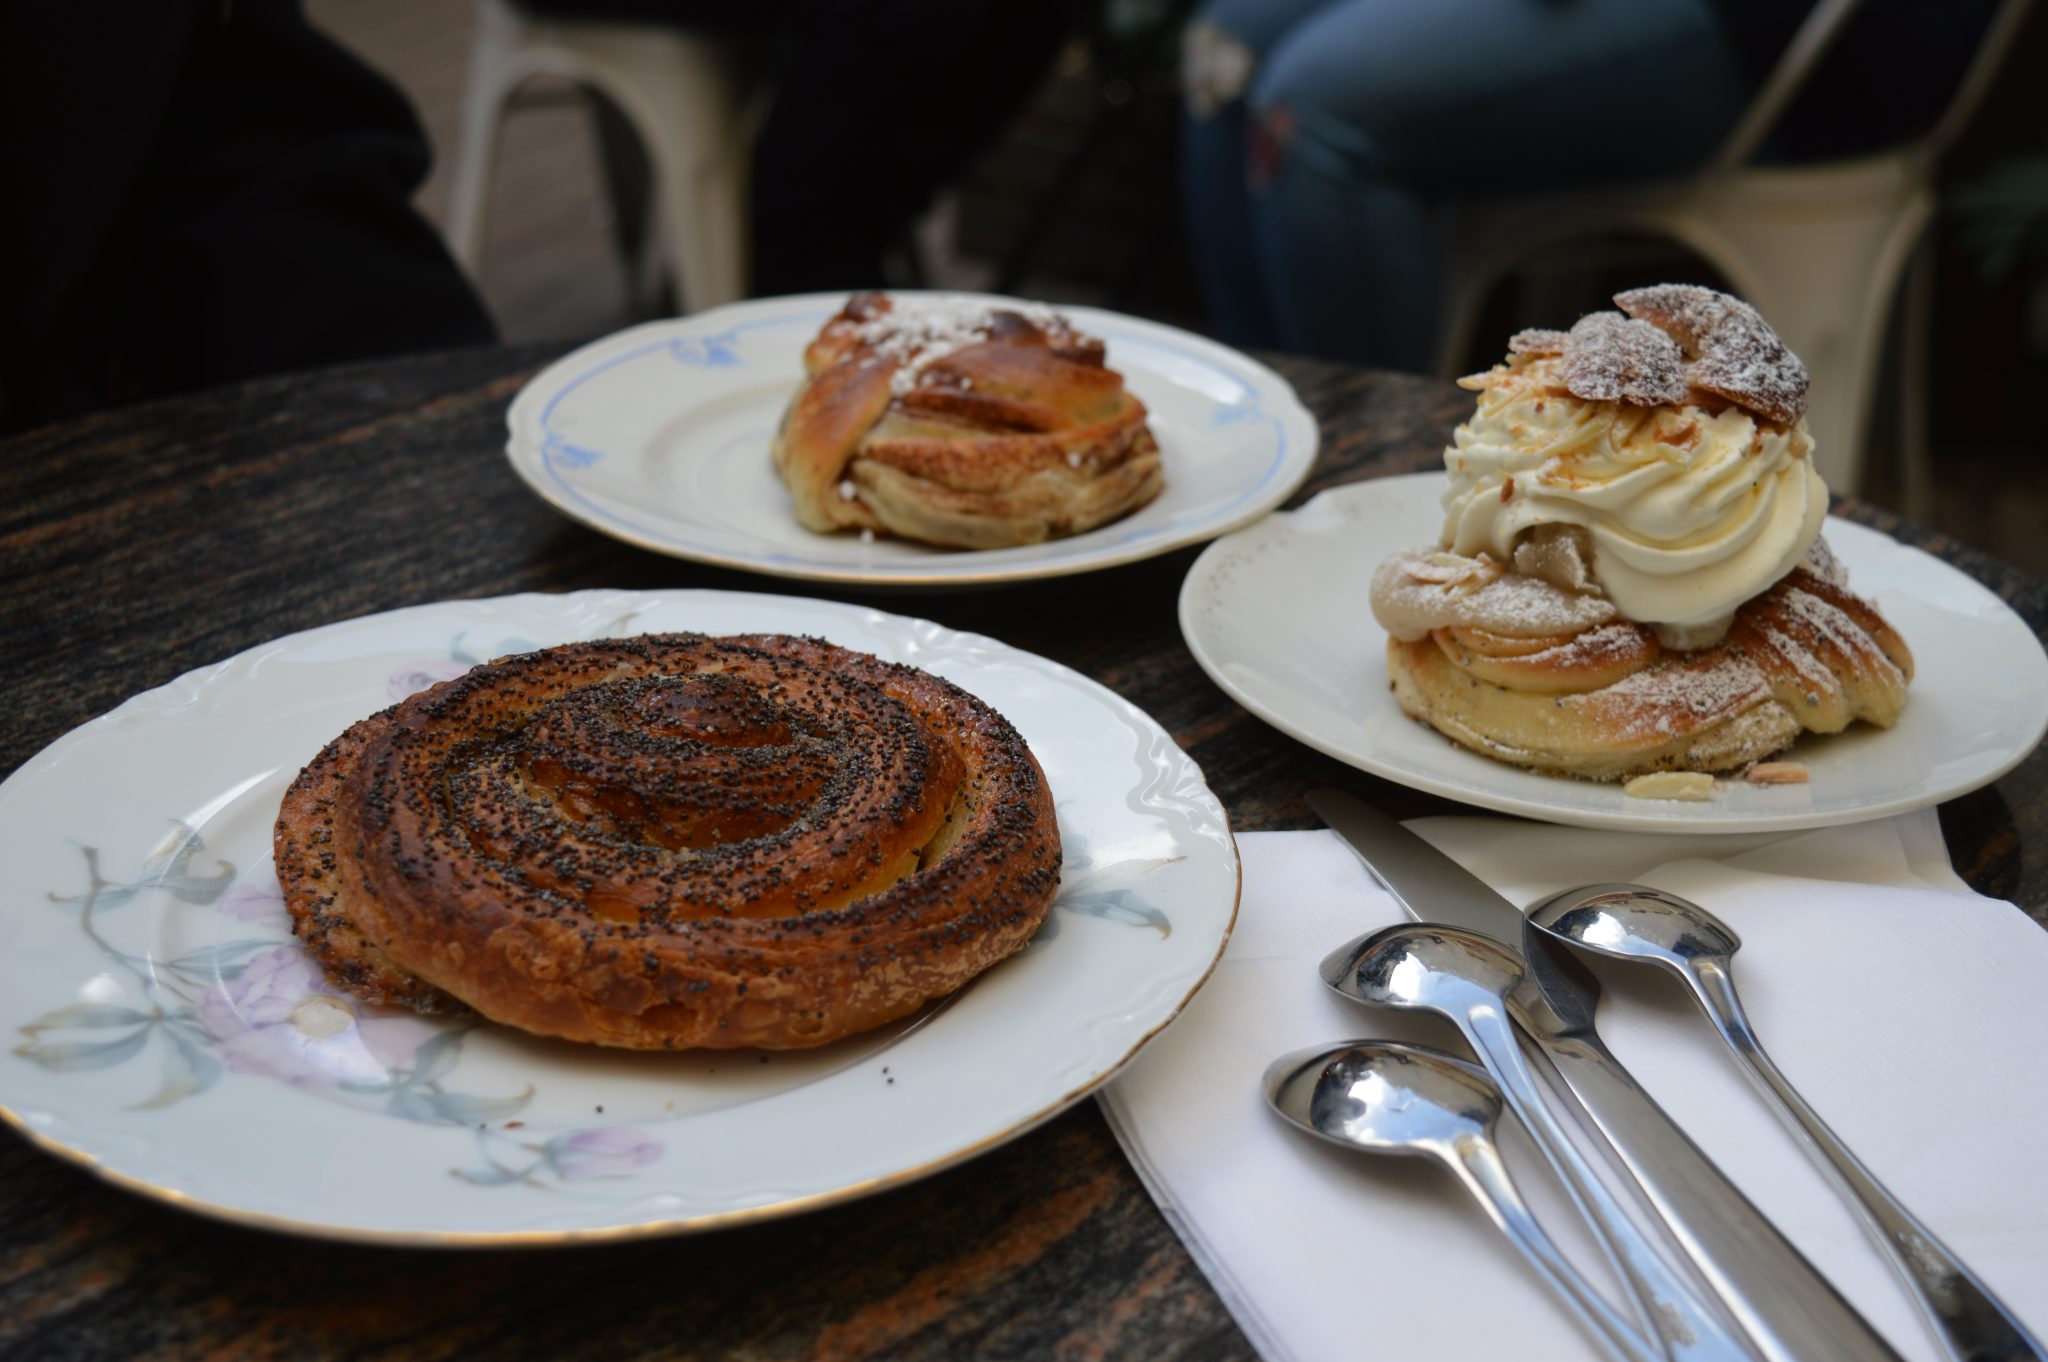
(1308, 788), (1905, 1362)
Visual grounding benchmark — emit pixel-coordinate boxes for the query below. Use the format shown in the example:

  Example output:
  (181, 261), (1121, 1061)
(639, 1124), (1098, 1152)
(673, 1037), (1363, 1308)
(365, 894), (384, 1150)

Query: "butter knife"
(1307, 788), (1905, 1362)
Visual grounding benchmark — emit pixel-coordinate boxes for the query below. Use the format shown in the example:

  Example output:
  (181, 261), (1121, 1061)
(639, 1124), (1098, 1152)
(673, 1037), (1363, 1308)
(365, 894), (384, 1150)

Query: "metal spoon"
(1323, 923), (1759, 1362)
(1264, 1040), (1659, 1362)
(1530, 884), (2048, 1362)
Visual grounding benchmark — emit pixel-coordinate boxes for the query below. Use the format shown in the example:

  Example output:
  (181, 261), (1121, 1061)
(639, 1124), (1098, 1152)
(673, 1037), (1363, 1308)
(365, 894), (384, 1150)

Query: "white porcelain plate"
(1179, 473), (2048, 833)
(505, 292), (1317, 587)
(0, 590), (1237, 1243)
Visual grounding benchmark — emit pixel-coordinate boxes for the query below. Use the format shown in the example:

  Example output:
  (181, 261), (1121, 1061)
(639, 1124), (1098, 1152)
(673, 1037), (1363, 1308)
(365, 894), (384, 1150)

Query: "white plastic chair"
(1435, 0), (2033, 503)
(445, 0), (762, 314)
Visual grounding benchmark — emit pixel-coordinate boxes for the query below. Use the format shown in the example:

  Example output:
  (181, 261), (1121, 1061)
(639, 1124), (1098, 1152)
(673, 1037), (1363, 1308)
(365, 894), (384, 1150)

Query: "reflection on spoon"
(1531, 884), (2048, 1362)
(1263, 1040), (1656, 1362)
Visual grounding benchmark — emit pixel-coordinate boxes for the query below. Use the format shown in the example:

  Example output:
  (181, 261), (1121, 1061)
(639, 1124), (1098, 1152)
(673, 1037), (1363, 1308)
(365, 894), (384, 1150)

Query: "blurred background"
(307, 0), (2048, 574)
(14, 0), (2048, 571)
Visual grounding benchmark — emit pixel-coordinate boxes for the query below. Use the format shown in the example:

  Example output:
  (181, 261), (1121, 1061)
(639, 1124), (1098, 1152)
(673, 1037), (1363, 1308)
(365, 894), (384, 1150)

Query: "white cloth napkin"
(1099, 810), (2048, 1362)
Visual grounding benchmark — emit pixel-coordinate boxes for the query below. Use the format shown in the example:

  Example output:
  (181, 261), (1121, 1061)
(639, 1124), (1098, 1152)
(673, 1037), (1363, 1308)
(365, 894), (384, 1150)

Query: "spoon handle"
(1688, 961), (2048, 1362)
(1461, 1004), (1758, 1362)
(1445, 1130), (1662, 1362)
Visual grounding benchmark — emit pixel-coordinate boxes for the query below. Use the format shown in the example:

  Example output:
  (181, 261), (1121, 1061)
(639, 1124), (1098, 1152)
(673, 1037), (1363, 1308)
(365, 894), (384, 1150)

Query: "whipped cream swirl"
(1439, 356), (1826, 645)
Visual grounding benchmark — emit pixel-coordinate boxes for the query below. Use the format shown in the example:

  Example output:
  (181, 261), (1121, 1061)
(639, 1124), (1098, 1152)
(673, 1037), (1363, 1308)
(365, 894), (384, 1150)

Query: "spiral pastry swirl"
(274, 633), (1061, 1050)
(1376, 548), (1913, 781)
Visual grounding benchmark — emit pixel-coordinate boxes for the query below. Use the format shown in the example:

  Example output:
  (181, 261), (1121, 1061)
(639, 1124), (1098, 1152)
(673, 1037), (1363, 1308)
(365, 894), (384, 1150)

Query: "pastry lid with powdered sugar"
(1414, 285), (1831, 647)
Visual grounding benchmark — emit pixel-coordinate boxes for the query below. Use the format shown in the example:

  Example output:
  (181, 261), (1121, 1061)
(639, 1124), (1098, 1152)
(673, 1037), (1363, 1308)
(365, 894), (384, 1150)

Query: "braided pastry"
(273, 634), (1061, 1050)
(771, 292), (1164, 549)
(1372, 286), (1911, 782)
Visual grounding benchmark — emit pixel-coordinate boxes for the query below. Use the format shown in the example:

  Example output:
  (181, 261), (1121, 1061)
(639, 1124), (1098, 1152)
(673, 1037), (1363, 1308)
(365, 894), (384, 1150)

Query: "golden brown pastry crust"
(1384, 561), (1914, 781)
(771, 293), (1164, 549)
(273, 633), (1062, 1050)
(1507, 285), (1812, 424)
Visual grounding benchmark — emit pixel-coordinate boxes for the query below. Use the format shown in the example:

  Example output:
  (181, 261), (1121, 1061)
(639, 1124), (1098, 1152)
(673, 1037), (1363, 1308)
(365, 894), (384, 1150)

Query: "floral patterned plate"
(0, 590), (1237, 1244)
(504, 292), (1317, 587)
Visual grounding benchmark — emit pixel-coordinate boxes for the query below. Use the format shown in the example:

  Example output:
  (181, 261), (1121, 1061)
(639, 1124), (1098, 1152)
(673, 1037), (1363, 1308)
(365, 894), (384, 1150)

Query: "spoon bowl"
(1320, 919), (1761, 1361)
(1320, 923), (1526, 1018)
(1264, 1039), (1499, 1160)
(1262, 1040), (1658, 1362)
(1528, 884), (1741, 973)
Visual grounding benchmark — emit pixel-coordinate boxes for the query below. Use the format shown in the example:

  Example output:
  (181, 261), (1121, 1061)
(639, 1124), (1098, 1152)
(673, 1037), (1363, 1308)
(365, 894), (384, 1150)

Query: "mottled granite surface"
(1, 346), (2042, 1360)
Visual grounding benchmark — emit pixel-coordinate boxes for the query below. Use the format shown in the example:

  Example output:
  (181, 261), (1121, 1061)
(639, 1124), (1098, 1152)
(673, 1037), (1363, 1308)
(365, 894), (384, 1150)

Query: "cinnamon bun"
(772, 292), (1164, 549)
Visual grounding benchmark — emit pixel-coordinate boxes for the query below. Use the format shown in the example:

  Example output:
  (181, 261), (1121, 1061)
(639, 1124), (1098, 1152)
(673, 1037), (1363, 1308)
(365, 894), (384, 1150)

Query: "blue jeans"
(1181, 0), (1755, 370)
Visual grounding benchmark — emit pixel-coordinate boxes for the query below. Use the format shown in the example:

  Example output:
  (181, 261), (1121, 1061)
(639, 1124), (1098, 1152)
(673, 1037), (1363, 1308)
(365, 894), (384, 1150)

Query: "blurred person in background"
(1182, 0), (2002, 372)
(0, 1), (495, 437)
(1, 1), (1073, 437)
(516, 0), (1085, 297)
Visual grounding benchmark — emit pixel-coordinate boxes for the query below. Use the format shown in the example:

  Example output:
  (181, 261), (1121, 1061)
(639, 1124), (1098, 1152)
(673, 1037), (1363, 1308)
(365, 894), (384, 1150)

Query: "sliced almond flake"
(1745, 761), (1809, 785)
(1615, 284), (1808, 424)
(1623, 771), (1716, 800)
(1561, 313), (1686, 406)
(1508, 328), (1567, 355)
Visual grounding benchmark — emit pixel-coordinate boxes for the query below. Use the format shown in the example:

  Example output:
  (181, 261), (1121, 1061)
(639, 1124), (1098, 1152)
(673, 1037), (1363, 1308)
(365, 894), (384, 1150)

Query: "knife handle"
(1534, 1029), (1908, 1362)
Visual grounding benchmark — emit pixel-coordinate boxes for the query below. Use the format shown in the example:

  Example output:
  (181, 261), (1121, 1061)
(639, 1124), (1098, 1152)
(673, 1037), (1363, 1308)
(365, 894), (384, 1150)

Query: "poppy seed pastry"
(1370, 287), (1912, 781)
(771, 292), (1164, 549)
(273, 633), (1062, 1049)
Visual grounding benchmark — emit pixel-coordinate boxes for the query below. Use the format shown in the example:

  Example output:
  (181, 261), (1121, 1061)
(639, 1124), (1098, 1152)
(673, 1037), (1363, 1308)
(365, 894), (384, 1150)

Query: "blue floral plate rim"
(503, 291), (1319, 588)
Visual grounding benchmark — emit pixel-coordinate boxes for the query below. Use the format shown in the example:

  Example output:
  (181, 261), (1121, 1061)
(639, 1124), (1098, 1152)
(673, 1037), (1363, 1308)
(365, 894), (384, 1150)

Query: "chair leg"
(449, 7), (757, 314)
(1896, 233), (1935, 524)
(446, 0), (526, 276)
(648, 139), (747, 312)
(599, 38), (751, 313)
(589, 89), (664, 315)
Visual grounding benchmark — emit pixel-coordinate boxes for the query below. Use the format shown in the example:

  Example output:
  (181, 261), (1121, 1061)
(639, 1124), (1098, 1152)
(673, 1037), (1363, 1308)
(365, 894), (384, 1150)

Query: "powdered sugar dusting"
(1508, 328), (1566, 355)
(840, 294), (1067, 395)
(1802, 536), (1848, 586)
(1613, 284), (1741, 349)
(1371, 551), (1617, 640)
(1562, 313), (1687, 406)
(1615, 284), (1808, 424)
(1603, 650), (1771, 718)
(1782, 587), (1881, 666)
(1533, 622), (1644, 668)
(1760, 619), (1831, 687)
(1486, 285), (1809, 424)
(1466, 573), (1619, 635)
